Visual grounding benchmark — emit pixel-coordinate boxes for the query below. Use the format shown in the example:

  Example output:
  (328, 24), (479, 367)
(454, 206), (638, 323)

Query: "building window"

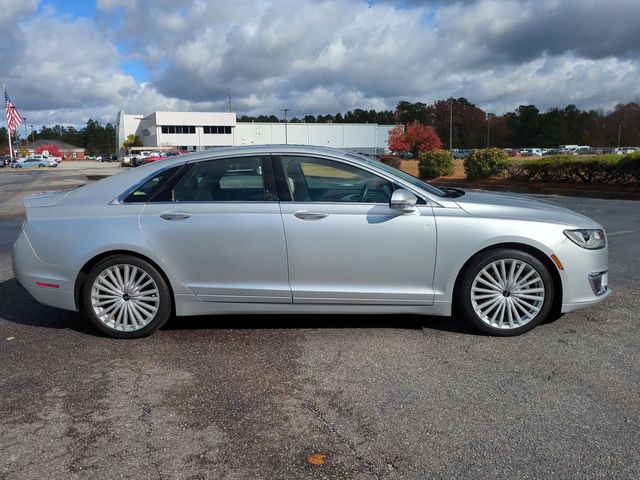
(203, 126), (232, 134)
(160, 125), (196, 134)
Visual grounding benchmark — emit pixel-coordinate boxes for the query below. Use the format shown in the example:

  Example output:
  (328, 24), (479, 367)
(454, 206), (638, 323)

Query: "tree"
(35, 144), (62, 157)
(388, 122), (443, 157)
(122, 134), (142, 152)
(396, 101), (429, 125)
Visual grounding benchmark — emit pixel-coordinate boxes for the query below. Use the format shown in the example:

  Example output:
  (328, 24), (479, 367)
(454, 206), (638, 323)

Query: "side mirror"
(389, 189), (418, 213)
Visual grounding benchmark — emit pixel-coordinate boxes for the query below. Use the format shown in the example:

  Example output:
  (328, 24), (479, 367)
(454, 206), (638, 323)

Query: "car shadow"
(0, 277), (478, 337)
(163, 312), (477, 335)
(0, 278), (98, 335)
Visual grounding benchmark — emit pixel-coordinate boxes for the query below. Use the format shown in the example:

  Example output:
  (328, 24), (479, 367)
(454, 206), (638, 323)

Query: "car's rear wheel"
(458, 249), (554, 336)
(82, 255), (172, 338)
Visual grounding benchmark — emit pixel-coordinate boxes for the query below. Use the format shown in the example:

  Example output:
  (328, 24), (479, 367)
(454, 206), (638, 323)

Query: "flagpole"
(3, 83), (13, 160)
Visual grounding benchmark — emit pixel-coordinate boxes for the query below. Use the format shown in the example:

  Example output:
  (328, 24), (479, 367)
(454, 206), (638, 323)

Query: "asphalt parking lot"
(0, 170), (638, 479)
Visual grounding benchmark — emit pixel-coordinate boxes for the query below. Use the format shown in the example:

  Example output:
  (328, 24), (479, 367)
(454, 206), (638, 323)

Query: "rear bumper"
(12, 229), (78, 311)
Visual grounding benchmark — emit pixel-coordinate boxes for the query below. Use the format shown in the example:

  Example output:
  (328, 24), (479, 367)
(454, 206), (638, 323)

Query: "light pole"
(449, 98), (453, 151)
(617, 121), (622, 148)
(486, 113), (494, 148)
(280, 108), (290, 144)
(23, 117), (28, 149)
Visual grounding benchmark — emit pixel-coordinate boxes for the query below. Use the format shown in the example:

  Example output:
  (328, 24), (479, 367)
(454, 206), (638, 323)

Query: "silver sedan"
(12, 145), (610, 338)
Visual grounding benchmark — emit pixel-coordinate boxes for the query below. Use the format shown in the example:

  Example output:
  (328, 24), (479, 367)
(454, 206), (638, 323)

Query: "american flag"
(4, 88), (24, 134)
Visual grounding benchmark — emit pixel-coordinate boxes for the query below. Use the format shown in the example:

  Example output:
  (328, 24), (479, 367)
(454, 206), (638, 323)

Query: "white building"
(117, 110), (394, 155)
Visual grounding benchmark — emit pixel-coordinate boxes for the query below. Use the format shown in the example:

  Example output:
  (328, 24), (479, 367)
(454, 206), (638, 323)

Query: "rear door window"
(172, 156), (271, 202)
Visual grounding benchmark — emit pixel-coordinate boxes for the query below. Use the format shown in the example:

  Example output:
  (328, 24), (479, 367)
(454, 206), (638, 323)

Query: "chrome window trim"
(111, 151), (443, 208)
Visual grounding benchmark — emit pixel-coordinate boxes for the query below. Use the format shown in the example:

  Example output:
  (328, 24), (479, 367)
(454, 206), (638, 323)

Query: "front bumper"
(554, 238), (611, 313)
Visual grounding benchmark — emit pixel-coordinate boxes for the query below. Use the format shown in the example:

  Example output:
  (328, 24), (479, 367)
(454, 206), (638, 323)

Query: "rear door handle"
(293, 210), (329, 220)
(159, 211), (192, 221)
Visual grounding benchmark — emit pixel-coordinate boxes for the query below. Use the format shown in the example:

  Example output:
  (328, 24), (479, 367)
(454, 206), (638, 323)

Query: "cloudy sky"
(1, 0), (639, 127)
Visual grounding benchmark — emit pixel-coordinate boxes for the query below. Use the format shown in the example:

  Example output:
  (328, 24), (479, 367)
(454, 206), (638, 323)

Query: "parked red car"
(142, 151), (180, 165)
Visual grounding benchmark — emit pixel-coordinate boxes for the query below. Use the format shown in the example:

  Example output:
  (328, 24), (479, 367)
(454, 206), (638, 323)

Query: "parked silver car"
(11, 157), (49, 169)
(12, 145), (610, 338)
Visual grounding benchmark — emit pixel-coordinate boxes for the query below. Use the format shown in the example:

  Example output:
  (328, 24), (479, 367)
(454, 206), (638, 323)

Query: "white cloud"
(1, 0), (639, 128)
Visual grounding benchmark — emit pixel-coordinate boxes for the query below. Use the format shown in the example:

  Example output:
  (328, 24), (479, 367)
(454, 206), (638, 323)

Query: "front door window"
(281, 156), (393, 204)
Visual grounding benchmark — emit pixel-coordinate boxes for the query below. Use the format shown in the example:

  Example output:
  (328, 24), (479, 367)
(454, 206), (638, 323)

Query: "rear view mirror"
(389, 189), (418, 213)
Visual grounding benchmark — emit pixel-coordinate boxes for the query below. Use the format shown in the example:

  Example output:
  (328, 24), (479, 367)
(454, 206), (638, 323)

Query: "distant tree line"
(2, 99), (637, 154)
(238, 109), (397, 125)
(0, 120), (117, 155)
(240, 99), (640, 148)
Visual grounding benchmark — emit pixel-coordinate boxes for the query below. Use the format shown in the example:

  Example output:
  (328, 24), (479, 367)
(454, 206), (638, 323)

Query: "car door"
(137, 155), (291, 303)
(275, 154), (437, 305)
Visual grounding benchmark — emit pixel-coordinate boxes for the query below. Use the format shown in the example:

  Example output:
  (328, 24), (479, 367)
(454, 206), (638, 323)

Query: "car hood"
(453, 190), (600, 228)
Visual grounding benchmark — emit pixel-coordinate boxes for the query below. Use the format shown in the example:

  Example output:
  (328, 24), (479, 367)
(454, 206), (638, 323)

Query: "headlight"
(564, 229), (606, 249)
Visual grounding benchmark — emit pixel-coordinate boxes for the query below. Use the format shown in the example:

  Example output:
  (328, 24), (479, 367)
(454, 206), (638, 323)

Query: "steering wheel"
(358, 181), (370, 202)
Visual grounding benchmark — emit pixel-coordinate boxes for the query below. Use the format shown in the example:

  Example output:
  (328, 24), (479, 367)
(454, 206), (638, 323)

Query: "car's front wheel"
(458, 249), (554, 336)
(82, 255), (172, 338)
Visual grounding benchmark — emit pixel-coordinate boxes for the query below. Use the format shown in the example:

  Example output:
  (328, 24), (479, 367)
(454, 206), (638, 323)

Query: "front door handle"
(293, 210), (329, 220)
(159, 211), (192, 221)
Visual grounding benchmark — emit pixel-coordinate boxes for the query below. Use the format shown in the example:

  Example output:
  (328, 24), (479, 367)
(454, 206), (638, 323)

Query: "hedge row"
(378, 155), (402, 169)
(505, 154), (640, 185)
(463, 151), (640, 185)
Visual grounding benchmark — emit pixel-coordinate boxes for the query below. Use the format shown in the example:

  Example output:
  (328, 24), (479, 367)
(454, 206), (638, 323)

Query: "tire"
(82, 255), (172, 339)
(457, 249), (554, 336)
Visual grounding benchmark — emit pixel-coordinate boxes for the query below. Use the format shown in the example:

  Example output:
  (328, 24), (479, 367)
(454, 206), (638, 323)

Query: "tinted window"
(173, 156), (266, 202)
(281, 156), (393, 203)
(123, 166), (182, 203)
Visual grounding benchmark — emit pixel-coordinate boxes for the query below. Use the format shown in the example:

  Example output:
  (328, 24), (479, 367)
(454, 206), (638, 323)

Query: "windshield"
(347, 153), (448, 197)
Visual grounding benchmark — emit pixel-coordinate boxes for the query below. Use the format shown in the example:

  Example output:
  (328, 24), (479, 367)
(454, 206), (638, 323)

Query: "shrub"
(417, 149), (454, 179)
(464, 148), (508, 180)
(618, 152), (640, 185)
(378, 155), (402, 169)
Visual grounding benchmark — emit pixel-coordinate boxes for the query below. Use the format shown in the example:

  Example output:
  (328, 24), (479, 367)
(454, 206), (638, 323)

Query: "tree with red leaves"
(388, 122), (443, 158)
(35, 144), (63, 158)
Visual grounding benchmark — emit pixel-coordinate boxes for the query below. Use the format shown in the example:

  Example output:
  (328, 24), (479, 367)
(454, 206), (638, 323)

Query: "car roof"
(64, 145), (451, 208)
(167, 144), (359, 162)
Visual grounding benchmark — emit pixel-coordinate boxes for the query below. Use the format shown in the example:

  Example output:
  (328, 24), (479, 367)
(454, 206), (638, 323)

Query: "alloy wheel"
(470, 258), (545, 329)
(90, 264), (160, 332)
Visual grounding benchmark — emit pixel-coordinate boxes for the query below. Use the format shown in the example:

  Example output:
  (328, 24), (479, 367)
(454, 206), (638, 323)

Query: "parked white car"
(31, 153), (62, 164)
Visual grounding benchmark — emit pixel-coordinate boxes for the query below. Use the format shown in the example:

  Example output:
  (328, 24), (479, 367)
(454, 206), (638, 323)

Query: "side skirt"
(175, 294), (452, 317)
